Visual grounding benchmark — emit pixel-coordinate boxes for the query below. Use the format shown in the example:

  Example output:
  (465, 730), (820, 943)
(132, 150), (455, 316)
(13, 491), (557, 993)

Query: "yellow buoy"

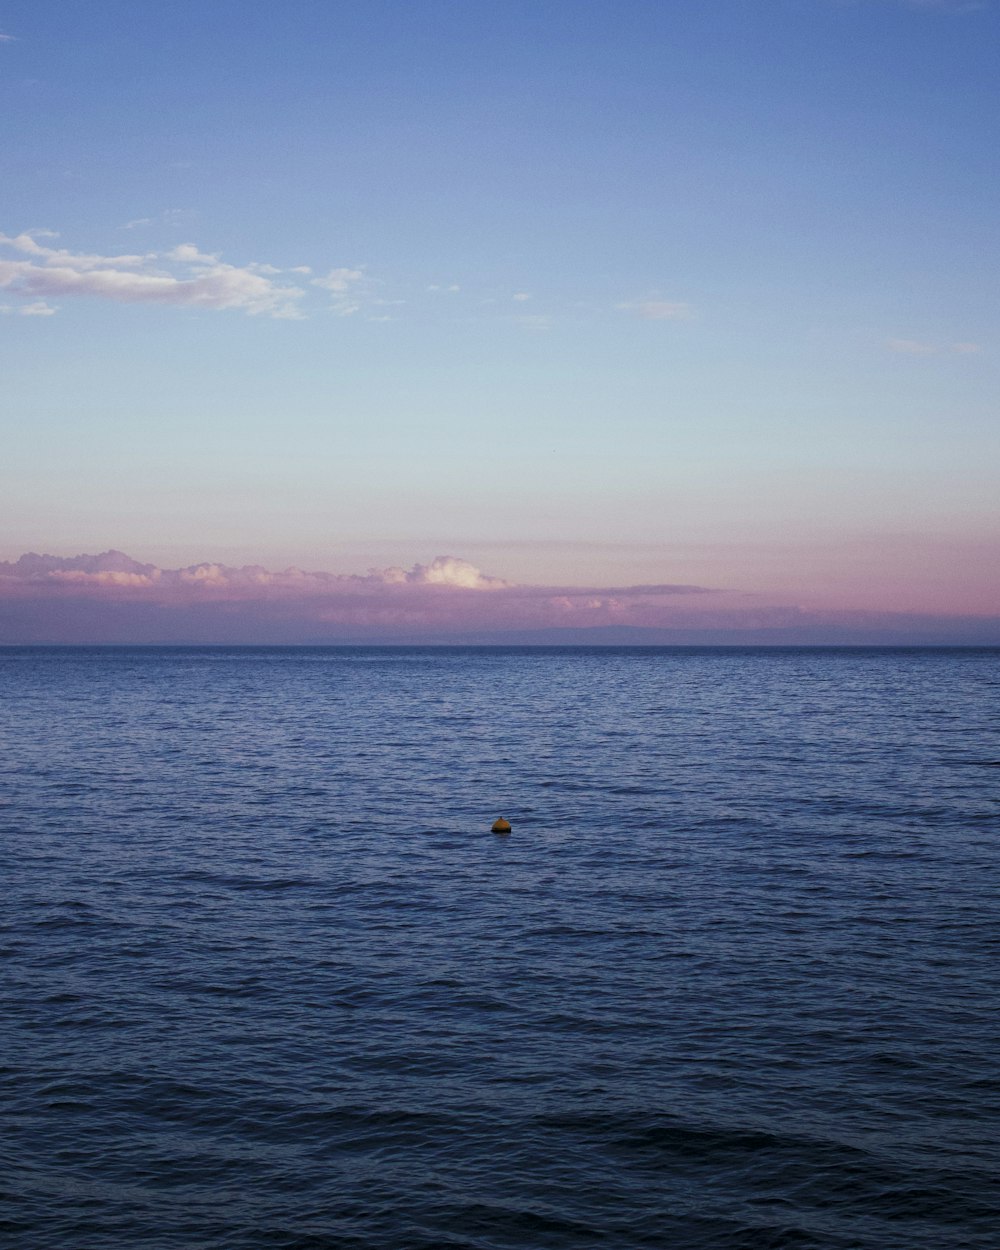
(491, 817), (512, 834)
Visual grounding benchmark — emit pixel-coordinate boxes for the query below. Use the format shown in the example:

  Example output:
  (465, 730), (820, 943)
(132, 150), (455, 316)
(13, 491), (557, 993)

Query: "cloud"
(166, 243), (220, 265)
(0, 256), (305, 318)
(885, 337), (982, 355)
(0, 550), (515, 594)
(0, 32), (15, 42)
(0, 230), (152, 270)
(3, 225), (709, 329)
(377, 556), (510, 590)
(311, 267), (364, 293)
(121, 208), (196, 231)
(0, 228), (371, 319)
(310, 266), (369, 315)
(0, 548), (726, 642)
(0, 230), (307, 318)
(885, 337), (938, 354)
(617, 299), (694, 321)
(1, 300), (56, 316)
(3, 548), (996, 644)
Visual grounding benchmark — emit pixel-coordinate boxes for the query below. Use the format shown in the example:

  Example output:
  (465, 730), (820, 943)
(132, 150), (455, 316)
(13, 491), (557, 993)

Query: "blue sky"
(1, 0), (998, 637)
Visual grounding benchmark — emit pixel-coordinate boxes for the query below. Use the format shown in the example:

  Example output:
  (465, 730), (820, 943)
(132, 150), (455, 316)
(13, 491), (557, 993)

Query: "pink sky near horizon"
(1, 546), (998, 645)
(7, 525), (1000, 615)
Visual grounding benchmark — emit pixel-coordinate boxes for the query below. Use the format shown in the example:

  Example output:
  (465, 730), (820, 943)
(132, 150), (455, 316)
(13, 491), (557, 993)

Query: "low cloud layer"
(0, 549), (723, 642)
(0, 550), (515, 593)
(2, 549), (997, 644)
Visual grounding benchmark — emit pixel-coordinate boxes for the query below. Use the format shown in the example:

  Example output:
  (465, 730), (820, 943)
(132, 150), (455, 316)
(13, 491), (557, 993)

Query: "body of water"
(1, 646), (998, 1248)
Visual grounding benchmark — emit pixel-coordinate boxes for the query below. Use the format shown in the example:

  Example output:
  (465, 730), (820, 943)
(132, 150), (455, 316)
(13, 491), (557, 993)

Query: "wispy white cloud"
(0, 32), (16, 43)
(166, 242), (220, 266)
(121, 208), (196, 231)
(885, 337), (982, 355)
(1, 224), (709, 330)
(1, 230), (152, 270)
(310, 266), (369, 315)
(0, 229), (337, 319)
(311, 266), (364, 293)
(886, 337), (938, 354)
(1, 299), (57, 317)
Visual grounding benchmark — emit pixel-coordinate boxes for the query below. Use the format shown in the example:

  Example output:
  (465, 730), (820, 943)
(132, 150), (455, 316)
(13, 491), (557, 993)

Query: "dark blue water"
(2, 647), (998, 1249)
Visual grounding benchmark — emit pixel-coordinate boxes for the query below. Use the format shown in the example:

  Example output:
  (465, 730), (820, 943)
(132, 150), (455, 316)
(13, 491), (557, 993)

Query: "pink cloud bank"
(2, 550), (999, 645)
(0, 550), (737, 643)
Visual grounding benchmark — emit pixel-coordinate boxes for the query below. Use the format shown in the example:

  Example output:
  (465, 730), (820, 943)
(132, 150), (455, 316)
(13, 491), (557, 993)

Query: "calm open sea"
(1, 646), (998, 1249)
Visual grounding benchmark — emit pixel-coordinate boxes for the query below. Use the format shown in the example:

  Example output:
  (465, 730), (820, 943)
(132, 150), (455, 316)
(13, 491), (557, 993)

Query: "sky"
(1, 0), (998, 643)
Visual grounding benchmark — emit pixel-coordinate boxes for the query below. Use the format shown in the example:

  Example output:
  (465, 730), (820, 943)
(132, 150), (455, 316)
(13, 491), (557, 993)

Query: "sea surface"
(1, 646), (998, 1250)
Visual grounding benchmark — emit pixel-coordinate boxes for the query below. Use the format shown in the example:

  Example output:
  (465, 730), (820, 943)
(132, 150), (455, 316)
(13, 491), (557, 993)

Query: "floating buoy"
(491, 817), (512, 834)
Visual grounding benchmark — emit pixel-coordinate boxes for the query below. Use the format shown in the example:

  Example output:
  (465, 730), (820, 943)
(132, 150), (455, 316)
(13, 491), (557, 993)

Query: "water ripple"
(1, 645), (998, 1249)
